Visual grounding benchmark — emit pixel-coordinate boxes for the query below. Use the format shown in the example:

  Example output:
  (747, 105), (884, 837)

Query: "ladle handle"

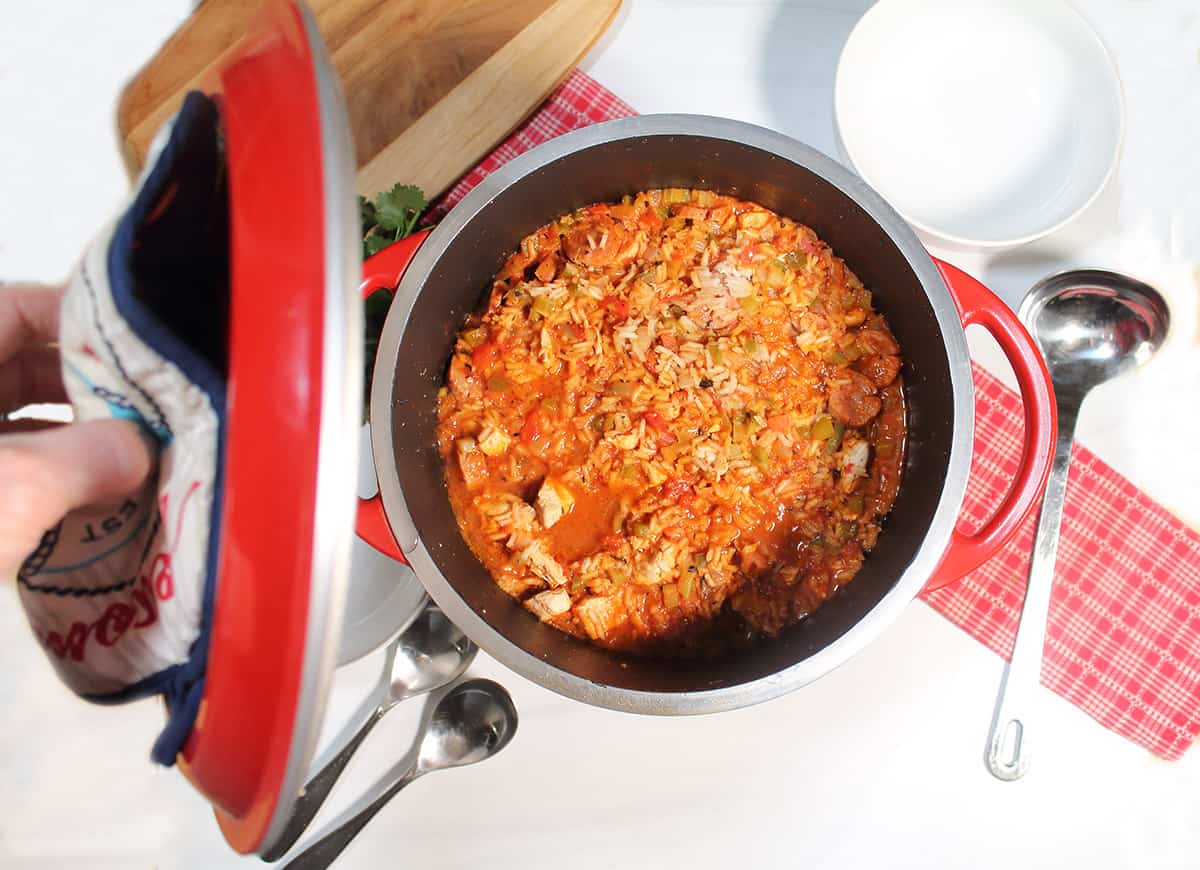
(282, 765), (421, 870)
(985, 401), (1079, 780)
(927, 260), (1058, 589)
(355, 230), (432, 563)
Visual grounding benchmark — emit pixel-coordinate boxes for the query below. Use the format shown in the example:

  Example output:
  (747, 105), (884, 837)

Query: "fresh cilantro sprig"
(360, 183), (431, 420)
(360, 183), (428, 257)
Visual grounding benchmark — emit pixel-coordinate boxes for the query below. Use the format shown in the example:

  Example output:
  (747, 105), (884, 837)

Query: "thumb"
(1, 419), (156, 578)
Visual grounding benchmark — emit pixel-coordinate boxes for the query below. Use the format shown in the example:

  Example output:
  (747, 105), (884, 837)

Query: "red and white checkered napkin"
(925, 365), (1200, 760)
(437, 69), (1200, 760)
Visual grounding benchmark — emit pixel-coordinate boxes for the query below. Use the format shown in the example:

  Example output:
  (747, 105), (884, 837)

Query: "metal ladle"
(985, 270), (1169, 780)
(263, 605), (477, 860)
(282, 678), (518, 870)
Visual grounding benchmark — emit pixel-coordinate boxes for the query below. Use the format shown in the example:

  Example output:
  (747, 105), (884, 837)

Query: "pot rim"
(370, 114), (975, 714)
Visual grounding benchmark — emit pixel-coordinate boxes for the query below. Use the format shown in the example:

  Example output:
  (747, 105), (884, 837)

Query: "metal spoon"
(985, 270), (1169, 780)
(282, 678), (518, 870)
(262, 605), (477, 861)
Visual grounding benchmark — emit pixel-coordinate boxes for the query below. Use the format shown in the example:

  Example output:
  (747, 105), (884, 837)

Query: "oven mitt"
(16, 92), (228, 766)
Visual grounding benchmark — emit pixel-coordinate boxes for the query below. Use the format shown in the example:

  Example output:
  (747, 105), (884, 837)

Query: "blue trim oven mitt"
(17, 92), (228, 765)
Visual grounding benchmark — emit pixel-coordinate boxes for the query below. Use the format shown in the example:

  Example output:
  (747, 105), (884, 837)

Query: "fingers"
(0, 346), (68, 414)
(0, 419), (63, 436)
(0, 419), (155, 577)
(0, 283), (63, 364)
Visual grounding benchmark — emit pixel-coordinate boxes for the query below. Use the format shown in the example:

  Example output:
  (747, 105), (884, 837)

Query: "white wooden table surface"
(1, 2), (1197, 868)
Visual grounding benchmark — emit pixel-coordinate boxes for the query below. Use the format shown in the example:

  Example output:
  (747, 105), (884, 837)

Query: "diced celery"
(532, 295), (560, 316)
(811, 416), (835, 440)
(751, 445), (771, 472)
(825, 421), (846, 453)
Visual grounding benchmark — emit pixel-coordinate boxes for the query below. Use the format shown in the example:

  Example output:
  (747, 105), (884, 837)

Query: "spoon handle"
(262, 704), (388, 861)
(985, 401), (1079, 780)
(282, 765), (421, 870)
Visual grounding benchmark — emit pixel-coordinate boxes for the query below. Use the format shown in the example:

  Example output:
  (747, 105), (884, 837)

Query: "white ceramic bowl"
(834, 0), (1124, 249)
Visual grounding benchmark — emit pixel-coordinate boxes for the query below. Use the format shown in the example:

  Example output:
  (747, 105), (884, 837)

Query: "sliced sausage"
(855, 329), (899, 356)
(859, 353), (901, 388)
(447, 355), (480, 402)
(828, 370), (882, 427)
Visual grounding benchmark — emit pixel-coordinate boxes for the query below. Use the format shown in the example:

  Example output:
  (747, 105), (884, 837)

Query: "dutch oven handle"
(925, 259), (1057, 591)
(355, 230), (433, 565)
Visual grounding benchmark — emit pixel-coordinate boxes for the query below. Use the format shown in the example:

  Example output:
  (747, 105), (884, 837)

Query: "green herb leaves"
(360, 183), (430, 419)
(360, 183), (428, 258)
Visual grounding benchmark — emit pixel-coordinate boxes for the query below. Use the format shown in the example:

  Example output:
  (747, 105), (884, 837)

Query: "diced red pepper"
(638, 209), (663, 229)
(644, 410), (669, 432)
(737, 243), (763, 267)
(520, 408), (545, 444)
(643, 410), (677, 446)
(585, 203), (611, 216)
(661, 477), (694, 502)
(471, 338), (502, 372)
(601, 296), (630, 321)
(766, 414), (791, 434)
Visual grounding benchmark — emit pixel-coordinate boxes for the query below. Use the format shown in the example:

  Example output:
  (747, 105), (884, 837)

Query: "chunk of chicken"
(498, 224), (561, 280)
(564, 218), (631, 269)
(477, 425), (513, 457)
(837, 437), (870, 493)
(686, 263), (753, 331)
(525, 588), (571, 621)
(576, 595), (620, 640)
(520, 539), (568, 588)
(633, 545), (676, 587)
(455, 438), (488, 490)
(535, 476), (576, 529)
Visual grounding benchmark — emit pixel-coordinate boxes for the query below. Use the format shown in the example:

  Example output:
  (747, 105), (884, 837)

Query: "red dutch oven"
(356, 117), (1056, 718)
(170, 0), (1054, 856)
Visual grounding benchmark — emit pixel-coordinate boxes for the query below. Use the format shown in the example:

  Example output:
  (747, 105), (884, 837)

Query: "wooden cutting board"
(116, 0), (621, 198)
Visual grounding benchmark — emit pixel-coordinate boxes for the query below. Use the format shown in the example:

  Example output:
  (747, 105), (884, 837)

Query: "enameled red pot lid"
(173, 0), (362, 854)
